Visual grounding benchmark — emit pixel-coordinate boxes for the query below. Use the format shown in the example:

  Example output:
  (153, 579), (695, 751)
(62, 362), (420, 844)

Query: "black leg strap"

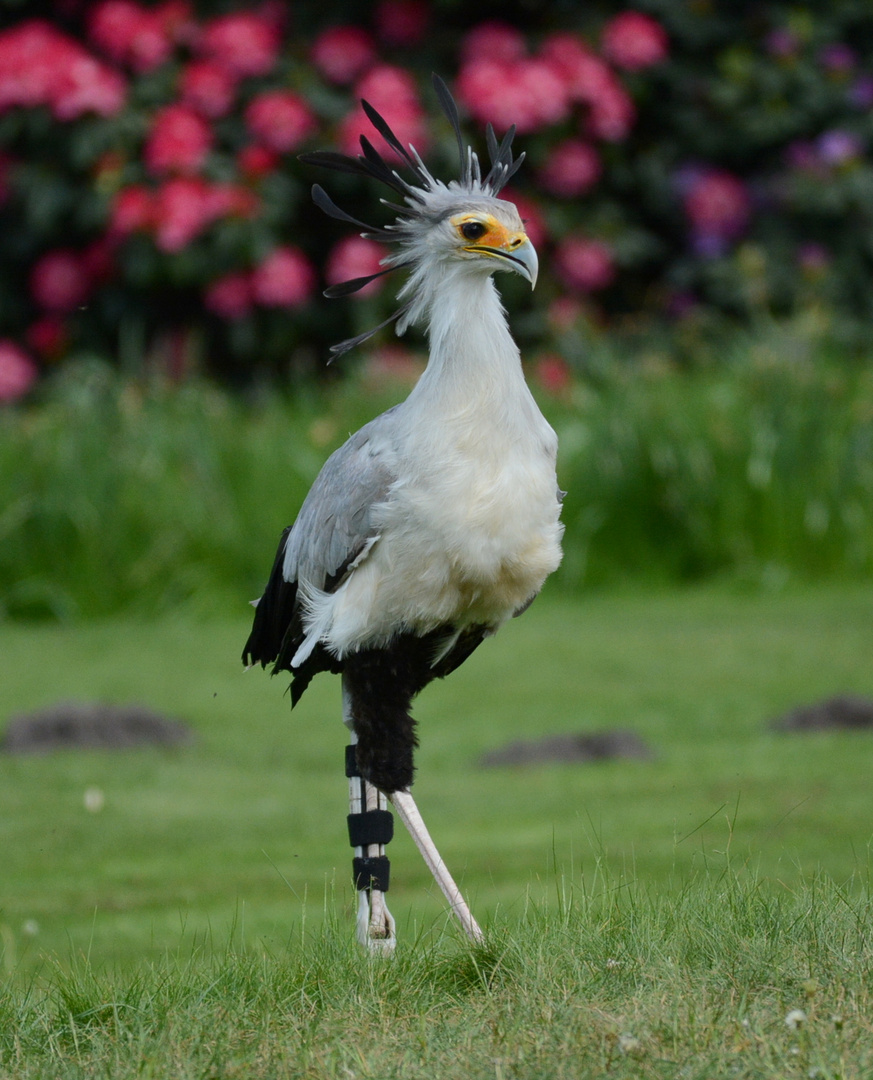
(353, 855), (391, 892)
(345, 743), (360, 778)
(348, 809), (394, 846)
(346, 745), (393, 894)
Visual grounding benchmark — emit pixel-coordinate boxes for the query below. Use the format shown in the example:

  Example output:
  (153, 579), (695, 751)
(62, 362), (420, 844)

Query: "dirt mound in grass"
(770, 694), (873, 733)
(479, 729), (654, 768)
(1, 702), (194, 754)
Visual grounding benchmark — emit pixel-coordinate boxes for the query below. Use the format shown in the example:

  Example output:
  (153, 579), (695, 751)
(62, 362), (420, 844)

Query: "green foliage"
(1, 345), (871, 621)
(552, 324), (873, 588)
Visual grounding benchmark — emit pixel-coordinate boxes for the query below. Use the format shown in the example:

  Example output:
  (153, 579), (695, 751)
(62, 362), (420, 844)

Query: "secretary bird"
(243, 76), (564, 951)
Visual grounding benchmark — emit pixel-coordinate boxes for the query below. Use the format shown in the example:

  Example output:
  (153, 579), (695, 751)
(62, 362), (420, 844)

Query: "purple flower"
(797, 243), (830, 276)
(684, 171), (752, 242)
(817, 129), (863, 166)
(818, 43), (856, 74)
(764, 28), (799, 59)
(665, 291), (698, 318)
(691, 231), (729, 259)
(848, 75), (873, 110)
(671, 163), (707, 197)
(785, 140), (821, 172)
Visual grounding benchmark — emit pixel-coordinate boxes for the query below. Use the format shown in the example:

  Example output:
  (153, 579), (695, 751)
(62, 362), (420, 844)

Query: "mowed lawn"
(1, 585), (872, 975)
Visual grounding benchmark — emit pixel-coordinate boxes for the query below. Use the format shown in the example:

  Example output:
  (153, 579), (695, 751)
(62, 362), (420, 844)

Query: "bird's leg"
(390, 789), (484, 944)
(343, 684), (396, 953)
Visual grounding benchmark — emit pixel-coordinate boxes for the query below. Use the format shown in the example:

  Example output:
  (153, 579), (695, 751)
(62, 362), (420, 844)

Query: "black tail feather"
(242, 526), (295, 669)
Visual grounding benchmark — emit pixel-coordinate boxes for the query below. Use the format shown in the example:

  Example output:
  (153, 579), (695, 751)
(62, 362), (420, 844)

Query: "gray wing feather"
(282, 410), (399, 592)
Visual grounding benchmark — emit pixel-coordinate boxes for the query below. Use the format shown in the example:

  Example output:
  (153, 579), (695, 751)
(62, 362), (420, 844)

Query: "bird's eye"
(461, 221), (488, 241)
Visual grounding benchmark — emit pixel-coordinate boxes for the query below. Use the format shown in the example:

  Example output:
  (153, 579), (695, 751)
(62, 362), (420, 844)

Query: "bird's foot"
(357, 889), (396, 955)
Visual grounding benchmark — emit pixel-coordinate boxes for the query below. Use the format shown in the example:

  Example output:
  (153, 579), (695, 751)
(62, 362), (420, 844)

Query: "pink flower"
(540, 33), (606, 100)
(311, 25), (375, 84)
(340, 66), (426, 159)
(206, 182), (259, 219)
(0, 342), (38, 402)
(457, 56), (569, 133)
(539, 31), (637, 140)
(245, 91), (317, 153)
(152, 177), (215, 251)
(251, 247), (316, 307)
(586, 82), (636, 141)
(554, 236), (616, 292)
(159, 2), (192, 25)
(514, 58), (572, 131)
(547, 296), (583, 331)
(0, 22), (57, 110)
(51, 55), (127, 120)
(152, 178), (258, 252)
(197, 11), (279, 77)
(683, 170), (751, 242)
(237, 144), (280, 179)
(81, 238), (115, 285)
(205, 272), (253, 319)
(326, 236), (386, 299)
(374, 1), (430, 47)
(145, 103), (213, 175)
(339, 104), (428, 159)
(460, 21), (527, 64)
(538, 139), (602, 197)
(601, 12), (668, 71)
(30, 250), (91, 313)
(27, 317), (68, 359)
(88, 0), (173, 72)
(156, 1), (195, 42)
(0, 20), (126, 119)
(179, 59), (237, 118)
(533, 353), (573, 396)
(110, 184), (154, 234)
(356, 64), (421, 112)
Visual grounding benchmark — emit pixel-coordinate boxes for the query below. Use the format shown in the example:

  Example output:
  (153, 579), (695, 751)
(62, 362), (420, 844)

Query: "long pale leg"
(390, 789), (484, 944)
(343, 683), (396, 953)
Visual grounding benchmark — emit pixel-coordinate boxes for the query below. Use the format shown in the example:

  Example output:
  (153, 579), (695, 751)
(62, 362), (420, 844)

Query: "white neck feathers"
(403, 264), (524, 411)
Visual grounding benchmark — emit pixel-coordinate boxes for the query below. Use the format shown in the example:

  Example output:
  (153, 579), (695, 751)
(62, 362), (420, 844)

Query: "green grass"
(2, 587), (872, 971)
(2, 871), (872, 1077)
(2, 587), (873, 1074)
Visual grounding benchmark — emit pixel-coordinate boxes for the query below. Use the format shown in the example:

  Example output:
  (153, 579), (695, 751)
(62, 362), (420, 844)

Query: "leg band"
(347, 745), (393, 895)
(345, 743), (359, 778)
(348, 809), (394, 847)
(353, 855), (391, 893)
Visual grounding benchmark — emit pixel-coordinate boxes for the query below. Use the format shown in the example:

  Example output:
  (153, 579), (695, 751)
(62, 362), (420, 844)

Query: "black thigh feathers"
(342, 626), (487, 791)
(243, 536), (487, 792)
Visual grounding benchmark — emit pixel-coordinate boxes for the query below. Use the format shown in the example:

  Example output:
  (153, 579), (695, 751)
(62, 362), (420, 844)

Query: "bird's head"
(300, 75), (537, 358)
(399, 197), (538, 290)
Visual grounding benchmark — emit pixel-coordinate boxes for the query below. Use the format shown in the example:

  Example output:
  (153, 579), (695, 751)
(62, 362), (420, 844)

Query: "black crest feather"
(301, 74), (525, 360)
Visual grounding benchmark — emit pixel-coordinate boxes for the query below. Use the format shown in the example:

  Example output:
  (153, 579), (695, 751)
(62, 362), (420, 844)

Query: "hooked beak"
(505, 237), (538, 289)
(464, 235), (539, 289)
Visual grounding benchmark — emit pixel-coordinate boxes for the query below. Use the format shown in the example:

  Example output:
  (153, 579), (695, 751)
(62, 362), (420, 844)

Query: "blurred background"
(1, 0), (872, 968)
(1, 0), (873, 612)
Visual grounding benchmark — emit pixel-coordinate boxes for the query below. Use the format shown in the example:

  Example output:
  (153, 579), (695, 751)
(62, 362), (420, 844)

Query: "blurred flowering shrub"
(2, 1), (873, 394)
